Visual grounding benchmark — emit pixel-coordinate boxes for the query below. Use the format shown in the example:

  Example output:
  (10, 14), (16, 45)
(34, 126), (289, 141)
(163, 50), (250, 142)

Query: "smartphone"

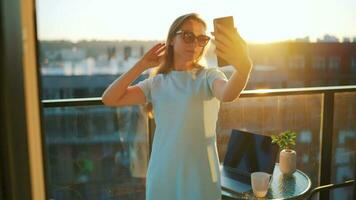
(213, 16), (235, 67)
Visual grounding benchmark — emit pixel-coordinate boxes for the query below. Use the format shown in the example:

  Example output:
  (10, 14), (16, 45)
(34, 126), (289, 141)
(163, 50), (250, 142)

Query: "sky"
(36, 0), (356, 43)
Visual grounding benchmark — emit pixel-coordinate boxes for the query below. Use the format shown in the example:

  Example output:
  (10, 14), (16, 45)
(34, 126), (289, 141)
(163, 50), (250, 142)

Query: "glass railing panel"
(43, 105), (148, 200)
(331, 92), (356, 200)
(216, 94), (323, 187)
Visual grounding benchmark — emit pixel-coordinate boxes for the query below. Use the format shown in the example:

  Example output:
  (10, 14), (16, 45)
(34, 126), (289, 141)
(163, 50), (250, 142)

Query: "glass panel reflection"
(331, 92), (356, 200)
(43, 105), (148, 200)
(216, 94), (322, 187)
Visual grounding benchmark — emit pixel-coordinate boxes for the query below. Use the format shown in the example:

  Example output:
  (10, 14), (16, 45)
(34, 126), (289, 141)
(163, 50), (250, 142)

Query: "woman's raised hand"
(139, 43), (166, 70)
(212, 25), (252, 75)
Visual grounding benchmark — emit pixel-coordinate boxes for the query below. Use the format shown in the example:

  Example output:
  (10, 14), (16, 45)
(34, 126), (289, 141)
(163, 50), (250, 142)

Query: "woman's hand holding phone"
(213, 17), (252, 75)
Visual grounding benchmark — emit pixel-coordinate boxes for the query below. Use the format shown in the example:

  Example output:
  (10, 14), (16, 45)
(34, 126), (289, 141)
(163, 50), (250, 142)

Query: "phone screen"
(213, 16), (235, 67)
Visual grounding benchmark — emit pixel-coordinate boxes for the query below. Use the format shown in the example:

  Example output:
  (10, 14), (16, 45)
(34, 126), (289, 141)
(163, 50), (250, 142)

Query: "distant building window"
(328, 80), (339, 86)
(73, 89), (88, 97)
(287, 80), (304, 88)
(329, 56), (340, 70)
(311, 80), (324, 86)
(288, 55), (305, 69)
(312, 56), (326, 69)
(351, 57), (356, 71)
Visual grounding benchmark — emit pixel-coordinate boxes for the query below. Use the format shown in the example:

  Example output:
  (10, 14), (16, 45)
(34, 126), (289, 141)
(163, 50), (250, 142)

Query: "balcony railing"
(42, 85), (356, 200)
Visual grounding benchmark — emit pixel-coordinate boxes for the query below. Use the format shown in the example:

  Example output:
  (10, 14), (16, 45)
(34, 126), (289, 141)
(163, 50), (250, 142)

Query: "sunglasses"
(175, 30), (210, 47)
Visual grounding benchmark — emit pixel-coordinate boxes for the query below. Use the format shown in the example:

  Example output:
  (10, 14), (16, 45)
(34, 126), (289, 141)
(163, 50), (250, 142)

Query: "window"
(329, 56), (340, 70)
(313, 56), (326, 70)
(351, 57), (356, 72)
(288, 55), (305, 69)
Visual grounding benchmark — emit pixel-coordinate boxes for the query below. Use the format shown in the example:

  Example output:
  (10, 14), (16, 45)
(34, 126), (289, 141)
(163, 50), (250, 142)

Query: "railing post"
(319, 91), (335, 200)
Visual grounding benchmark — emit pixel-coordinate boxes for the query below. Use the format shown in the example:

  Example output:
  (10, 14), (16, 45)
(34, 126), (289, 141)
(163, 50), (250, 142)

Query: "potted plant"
(271, 131), (297, 176)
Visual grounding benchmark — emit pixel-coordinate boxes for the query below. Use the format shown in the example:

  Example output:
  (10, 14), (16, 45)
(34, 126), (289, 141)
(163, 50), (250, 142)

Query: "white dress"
(136, 67), (228, 200)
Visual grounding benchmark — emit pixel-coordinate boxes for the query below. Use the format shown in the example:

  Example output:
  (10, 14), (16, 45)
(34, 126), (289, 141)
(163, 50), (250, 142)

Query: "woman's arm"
(101, 61), (147, 106)
(212, 64), (251, 102)
(212, 25), (253, 102)
(101, 43), (166, 106)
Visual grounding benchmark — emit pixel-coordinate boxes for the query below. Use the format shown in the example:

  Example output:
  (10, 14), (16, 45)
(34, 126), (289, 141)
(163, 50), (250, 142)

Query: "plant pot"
(279, 149), (296, 176)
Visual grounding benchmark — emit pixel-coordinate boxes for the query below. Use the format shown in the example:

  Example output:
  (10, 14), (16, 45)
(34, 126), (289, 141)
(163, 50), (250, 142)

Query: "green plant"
(271, 131), (297, 150)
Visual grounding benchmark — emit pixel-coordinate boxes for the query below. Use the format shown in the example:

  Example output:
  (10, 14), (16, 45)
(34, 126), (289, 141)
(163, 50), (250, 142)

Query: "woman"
(102, 13), (252, 200)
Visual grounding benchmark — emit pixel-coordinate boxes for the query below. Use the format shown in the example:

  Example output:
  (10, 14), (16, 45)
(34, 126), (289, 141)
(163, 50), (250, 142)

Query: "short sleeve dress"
(136, 67), (228, 200)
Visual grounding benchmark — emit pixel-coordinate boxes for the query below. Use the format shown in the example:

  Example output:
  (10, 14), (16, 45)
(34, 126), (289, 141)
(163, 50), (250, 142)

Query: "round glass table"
(222, 163), (312, 200)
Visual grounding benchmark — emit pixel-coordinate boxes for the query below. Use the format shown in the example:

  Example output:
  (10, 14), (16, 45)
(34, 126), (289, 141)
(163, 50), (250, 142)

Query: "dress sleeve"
(206, 68), (228, 94)
(135, 77), (153, 103)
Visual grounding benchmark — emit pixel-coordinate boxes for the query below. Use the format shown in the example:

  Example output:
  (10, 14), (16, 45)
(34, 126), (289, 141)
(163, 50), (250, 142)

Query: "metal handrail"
(42, 85), (356, 107)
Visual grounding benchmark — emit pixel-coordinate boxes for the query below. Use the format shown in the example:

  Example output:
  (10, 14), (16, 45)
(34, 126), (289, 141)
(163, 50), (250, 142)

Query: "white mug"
(251, 172), (271, 198)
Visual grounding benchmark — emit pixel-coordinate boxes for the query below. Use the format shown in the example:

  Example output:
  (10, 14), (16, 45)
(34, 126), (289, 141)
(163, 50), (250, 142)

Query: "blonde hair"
(146, 13), (208, 118)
